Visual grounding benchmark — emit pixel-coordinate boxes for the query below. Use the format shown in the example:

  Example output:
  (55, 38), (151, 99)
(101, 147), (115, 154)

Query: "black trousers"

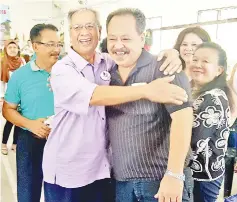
(224, 154), (236, 197)
(17, 128), (46, 202)
(2, 120), (19, 144)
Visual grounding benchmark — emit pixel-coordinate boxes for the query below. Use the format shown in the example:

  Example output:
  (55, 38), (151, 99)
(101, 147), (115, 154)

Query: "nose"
(79, 27), (90, 36)
(185, 45), (193, 51)
(55, 47), (61, 52)
(195, 60), (202, 68)
(114, 40), (124, 49)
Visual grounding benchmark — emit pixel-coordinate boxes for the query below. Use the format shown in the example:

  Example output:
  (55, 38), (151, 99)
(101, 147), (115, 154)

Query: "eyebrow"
(182, 41), (199, 43)
(72, 22), (96, 25)
(108, 35), (130, 37)
(42, 41), (62, 43)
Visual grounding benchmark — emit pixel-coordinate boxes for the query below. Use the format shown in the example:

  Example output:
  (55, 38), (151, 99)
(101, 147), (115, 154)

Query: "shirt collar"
(135, 49), (153, 69)
(113, 49), (153, 73)
(30, 60), (41, 71)
(68, 47), (104, 71)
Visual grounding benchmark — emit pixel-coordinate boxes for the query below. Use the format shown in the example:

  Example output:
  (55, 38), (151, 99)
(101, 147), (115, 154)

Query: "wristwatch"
(165, 170), (185, 181)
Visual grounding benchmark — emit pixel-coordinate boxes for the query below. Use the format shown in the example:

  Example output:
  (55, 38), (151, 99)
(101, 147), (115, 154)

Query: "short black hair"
(106, 8), (146, 34)
(30, 24), (58, 42)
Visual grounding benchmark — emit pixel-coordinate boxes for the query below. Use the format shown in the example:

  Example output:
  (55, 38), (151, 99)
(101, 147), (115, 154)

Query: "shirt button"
(102, 118), (105, 120)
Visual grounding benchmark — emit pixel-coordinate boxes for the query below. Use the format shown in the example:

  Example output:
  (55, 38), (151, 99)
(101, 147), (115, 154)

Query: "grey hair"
(106, 8), (146, 34)
(68, 7), (101, 27)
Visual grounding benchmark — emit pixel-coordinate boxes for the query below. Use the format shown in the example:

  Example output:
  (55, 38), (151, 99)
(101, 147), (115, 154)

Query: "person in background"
(174, 27), (211, 81)
(190, 42), (234, 202)
(144, 29), (153, 52)
(22, 54), (30, 63)
(2, 24), (62, 202)
(223, 64), (237, 197)
(21, 39), (34, 56)
(99, 37), (108, 53)
(224, 120), (237, 198)
(14, 37), (19, 45)
(1, 40), (25, 155)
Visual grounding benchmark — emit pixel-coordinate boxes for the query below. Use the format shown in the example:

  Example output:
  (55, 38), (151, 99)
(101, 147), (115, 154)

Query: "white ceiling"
(2, 0), (237, 41)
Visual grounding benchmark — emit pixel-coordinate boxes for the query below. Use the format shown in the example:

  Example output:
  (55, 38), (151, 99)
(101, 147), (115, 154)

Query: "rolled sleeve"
(165, 71), (193, 114)
(51, 63), (97, 115)
(4, 73), (20, 105)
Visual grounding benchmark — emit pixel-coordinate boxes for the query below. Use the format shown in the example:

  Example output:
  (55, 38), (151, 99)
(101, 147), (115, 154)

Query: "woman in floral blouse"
(190, 42), (235, 202)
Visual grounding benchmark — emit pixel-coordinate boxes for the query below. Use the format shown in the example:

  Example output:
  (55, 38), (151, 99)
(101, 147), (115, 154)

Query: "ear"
(98, 26), (102, 41)
(141, 32), (145, 47)
(216, 66), (224, 77)
(32, 42), (38, 52)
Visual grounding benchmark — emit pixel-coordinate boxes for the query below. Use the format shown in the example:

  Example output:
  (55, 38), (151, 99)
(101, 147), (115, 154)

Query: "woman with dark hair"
(173, 27), (211, 202)
(174, 27), (211, 80)
(1, 40), (25, 155)
(190, 42), (234, 202)
(99, 38), (108, 53)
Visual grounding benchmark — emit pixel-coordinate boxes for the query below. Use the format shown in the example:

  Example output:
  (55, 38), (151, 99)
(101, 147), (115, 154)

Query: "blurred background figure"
(144, 29), (153, 52)
(1, 40), (25, 155)
(99, 37), (108, 53)
(21, 39), (34, 57)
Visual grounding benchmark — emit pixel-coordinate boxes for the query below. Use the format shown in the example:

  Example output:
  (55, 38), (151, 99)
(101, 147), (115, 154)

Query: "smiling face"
(32, 29), (61, 66)
(107, 14), (144, 68)
(190, 47), (224, 87)
(180, 33), (203, 64)
(6, 43), (19, 57)
(69, 10), (101, 57)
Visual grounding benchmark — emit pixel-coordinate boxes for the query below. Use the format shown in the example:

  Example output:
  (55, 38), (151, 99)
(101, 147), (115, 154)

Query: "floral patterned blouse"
(191, 88), (230, 181)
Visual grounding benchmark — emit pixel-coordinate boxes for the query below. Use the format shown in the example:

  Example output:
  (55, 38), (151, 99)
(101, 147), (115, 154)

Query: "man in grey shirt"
(106, 8), (193, 202)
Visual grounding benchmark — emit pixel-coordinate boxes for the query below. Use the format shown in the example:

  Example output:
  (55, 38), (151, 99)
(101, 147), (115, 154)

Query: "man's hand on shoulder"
(157, 49), (182, 75)
(142, 75), (188, 105)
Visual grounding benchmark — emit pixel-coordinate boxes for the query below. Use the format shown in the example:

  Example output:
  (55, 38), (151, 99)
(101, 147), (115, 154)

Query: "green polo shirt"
(4, 61), (54, 121)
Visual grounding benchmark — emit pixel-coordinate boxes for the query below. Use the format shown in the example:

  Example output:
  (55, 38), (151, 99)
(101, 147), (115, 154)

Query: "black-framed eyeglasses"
(70, 23), (98, 31)
(35, 42), (64, 48)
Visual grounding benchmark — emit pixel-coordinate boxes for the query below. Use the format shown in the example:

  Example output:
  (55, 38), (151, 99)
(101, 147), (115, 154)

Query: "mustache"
(112, 48), (129, 54)
(50, 52), (60, 56)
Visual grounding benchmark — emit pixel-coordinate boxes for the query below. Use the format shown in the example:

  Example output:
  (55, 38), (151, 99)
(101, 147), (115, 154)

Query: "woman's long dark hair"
(193, 42), (235, 113)
(174, 27), (211, 69)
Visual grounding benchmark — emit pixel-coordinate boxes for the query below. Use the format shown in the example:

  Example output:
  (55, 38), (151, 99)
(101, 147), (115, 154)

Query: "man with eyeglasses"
(2, 24), (62, 202)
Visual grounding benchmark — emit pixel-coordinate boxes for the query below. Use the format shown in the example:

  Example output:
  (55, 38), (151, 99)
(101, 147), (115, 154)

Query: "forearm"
(3, 108), (32, 129)
(90, 85), (145, 106)
(167, 108), (193, 173)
